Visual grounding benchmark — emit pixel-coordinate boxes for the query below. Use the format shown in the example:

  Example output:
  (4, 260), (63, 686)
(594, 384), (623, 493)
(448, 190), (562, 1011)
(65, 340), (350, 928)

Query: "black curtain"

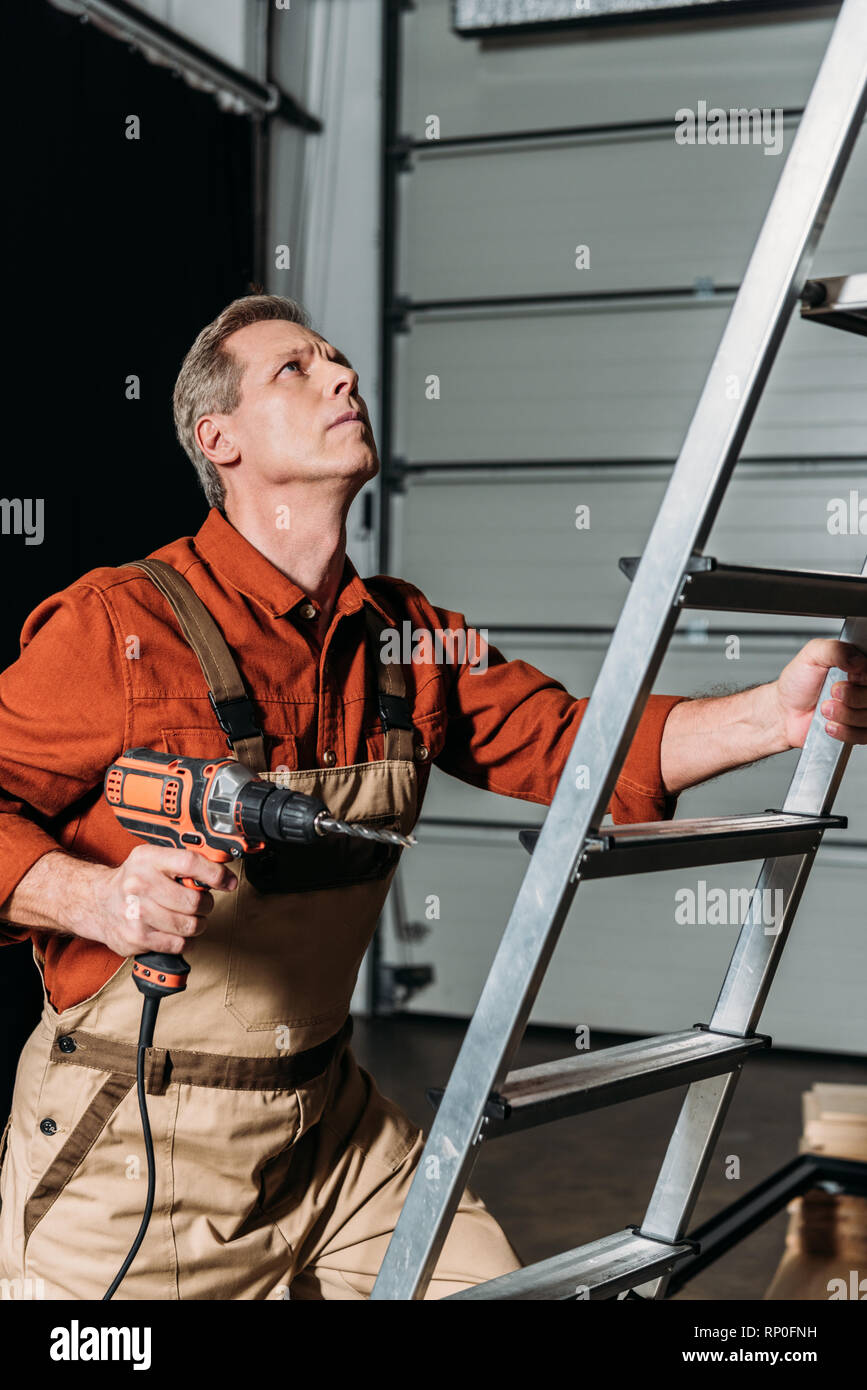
(1, 1), (256, 1123)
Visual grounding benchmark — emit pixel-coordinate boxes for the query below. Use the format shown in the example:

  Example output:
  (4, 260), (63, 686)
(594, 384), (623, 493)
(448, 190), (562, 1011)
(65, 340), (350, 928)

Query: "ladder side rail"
(713, 598), (867, 1036)
(371, 0), (867, 1301)
(633, 850), (811, 1301)
(634, 598), (866, 1297)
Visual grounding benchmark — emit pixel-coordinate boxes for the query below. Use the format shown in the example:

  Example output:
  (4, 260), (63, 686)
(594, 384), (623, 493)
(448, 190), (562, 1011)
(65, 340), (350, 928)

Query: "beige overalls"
(0, 559), (521, 1299)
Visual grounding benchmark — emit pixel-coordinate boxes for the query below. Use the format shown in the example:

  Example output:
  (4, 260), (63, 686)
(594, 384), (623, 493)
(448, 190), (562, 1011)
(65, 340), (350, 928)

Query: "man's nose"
(326, 363), (359, 397)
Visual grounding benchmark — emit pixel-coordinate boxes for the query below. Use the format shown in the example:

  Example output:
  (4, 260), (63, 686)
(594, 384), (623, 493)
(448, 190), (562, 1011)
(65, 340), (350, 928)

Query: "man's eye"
(280, 360), (301, 374)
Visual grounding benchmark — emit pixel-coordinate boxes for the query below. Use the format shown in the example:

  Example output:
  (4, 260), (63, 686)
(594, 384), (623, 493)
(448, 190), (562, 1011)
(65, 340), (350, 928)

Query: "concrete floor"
(352, 1012), (867, 1301)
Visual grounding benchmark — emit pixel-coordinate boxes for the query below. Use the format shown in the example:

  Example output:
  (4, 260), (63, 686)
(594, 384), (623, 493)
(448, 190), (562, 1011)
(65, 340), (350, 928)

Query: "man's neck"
(224, 489), (349, 631)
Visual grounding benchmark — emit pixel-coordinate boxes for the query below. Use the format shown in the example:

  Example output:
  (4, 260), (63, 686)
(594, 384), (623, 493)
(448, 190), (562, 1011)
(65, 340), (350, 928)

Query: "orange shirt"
(0, 508), (687, 1012)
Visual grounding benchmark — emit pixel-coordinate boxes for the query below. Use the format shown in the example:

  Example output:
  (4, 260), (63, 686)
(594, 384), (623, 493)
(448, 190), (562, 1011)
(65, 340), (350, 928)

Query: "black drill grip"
(132, 951), (190, 999)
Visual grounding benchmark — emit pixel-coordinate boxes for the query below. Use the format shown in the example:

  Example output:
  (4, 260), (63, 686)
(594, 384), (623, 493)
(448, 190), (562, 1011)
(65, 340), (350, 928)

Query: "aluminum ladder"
(371, 0), (867, 1301)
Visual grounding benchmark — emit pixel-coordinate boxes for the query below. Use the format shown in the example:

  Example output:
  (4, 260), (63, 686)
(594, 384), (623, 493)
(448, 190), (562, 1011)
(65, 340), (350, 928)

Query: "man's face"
(198, 319), (379, 499)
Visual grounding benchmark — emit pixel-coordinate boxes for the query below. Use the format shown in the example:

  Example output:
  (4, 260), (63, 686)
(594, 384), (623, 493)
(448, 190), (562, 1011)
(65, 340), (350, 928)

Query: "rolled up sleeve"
(0, 583), (127, 936)
(431, 606), (689, 824)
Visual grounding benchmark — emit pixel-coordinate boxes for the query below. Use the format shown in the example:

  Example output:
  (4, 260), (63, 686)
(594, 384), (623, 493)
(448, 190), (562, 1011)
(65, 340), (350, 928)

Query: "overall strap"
(123, 558), (268, 774)
(362, 604), (417, 763)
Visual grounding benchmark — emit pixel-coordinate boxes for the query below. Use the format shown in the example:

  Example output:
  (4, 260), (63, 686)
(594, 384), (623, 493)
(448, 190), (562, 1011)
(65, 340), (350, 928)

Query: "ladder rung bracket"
(425, 1086), (510, 1122)
(619, 555), (867, 618)
(800, 272), (867, 337)
(518, 811), (846, 878)
(426, 1028), (769, 1139)
(445, 1227), (695, 1300)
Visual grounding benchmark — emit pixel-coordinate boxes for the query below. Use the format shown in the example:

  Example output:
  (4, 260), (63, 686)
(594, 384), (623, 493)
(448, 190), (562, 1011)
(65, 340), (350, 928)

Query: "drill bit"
(314, 813), (417, 849)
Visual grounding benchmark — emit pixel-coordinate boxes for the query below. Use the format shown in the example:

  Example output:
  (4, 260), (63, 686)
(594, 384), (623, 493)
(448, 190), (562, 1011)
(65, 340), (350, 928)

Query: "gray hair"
(173, 293), (314, 510)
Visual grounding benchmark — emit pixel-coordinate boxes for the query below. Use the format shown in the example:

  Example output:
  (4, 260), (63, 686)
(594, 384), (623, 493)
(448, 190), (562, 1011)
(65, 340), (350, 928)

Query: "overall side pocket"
(23, 1072), (135, 1254)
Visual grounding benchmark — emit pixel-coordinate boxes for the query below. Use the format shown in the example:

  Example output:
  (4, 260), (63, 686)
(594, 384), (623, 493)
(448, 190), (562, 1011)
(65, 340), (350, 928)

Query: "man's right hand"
(0, 845), (238, 956)
(92, 846), (239, 957)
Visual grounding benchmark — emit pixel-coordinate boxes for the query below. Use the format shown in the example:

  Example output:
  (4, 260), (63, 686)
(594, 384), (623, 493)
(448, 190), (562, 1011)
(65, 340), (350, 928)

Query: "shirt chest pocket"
(160, 727), (300, 771)
(361, 708), (447, 766)
(407, 708), (446, 765)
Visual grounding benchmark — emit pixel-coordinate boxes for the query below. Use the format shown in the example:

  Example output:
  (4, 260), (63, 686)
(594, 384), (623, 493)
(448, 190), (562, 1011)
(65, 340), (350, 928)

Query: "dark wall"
(1, 1), (255, 1122)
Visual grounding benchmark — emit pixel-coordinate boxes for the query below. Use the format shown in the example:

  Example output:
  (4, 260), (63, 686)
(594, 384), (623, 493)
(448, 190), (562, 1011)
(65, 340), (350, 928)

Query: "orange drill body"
(105, 749), (266, 883)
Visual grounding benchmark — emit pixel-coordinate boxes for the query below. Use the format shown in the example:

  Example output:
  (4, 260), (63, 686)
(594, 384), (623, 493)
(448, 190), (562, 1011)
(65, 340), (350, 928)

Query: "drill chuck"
(238, 781), (330, 846)
(240, 782), (415, 848)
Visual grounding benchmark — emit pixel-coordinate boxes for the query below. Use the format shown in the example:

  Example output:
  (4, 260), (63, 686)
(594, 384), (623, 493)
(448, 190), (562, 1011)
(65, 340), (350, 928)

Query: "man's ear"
(195, 415), (240, 466)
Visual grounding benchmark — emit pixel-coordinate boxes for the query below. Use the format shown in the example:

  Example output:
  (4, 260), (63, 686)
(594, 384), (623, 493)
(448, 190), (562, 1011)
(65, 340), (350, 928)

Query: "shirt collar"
(193, 507), (395, 625)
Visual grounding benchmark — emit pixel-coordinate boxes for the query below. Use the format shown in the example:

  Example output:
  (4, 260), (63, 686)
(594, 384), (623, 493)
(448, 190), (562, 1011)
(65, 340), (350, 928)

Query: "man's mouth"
(328, 410), (366, 430)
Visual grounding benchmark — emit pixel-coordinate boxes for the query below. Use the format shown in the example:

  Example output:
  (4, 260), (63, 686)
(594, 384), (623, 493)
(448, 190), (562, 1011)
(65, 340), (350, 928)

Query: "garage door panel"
(399, 126), (867, 298)
(393, 304), (866, 463)
(395, 464), (866, 631)
(391, 835), (866, 1052)
(401, 5), (836, 136)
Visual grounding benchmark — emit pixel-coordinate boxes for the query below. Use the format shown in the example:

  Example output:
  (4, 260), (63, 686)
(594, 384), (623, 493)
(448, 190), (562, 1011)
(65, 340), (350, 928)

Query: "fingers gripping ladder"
(371, 0), (867, 1301)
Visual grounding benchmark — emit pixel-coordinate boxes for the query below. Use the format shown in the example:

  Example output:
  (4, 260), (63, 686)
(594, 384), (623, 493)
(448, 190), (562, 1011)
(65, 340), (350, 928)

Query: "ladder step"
(518, 810), (845, 877)
(800, 272), (867, 337)
(446, 1228), (695, 1300)
(427, 1026), (769, 1138)
(619, 555), (867, 617)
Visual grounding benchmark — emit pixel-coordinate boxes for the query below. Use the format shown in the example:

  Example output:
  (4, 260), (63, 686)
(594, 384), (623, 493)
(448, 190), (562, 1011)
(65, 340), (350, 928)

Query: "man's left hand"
(774, 639), (867, 750)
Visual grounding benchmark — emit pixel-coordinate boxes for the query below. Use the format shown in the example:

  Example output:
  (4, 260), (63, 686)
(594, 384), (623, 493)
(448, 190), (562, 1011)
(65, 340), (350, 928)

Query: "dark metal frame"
(666, 1152), (867, 1295)
(378, 0), (409, 577)
(368, 0), (412, 1015)
(56, 0), (322, 130)
(52, 0), (323, 291)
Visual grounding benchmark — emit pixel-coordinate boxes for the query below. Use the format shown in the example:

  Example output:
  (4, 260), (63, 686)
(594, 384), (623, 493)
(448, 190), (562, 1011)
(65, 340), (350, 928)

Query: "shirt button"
(414, 744), (429, 762)
(299, 602), (317, 620)
(58, 1035), (76, 1053)
(40, 1118), (57, 1136)
(322, 750), (337, 767)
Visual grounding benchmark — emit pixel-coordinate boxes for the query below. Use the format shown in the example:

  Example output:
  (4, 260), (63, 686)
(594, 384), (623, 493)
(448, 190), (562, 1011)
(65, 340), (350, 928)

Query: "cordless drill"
(100, 747), (416, 1300)
(104, 747), (416, 1000)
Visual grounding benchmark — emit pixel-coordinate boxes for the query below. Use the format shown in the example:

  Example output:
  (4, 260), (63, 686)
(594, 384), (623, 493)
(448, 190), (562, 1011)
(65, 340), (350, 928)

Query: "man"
(0, 294), (863, 1301)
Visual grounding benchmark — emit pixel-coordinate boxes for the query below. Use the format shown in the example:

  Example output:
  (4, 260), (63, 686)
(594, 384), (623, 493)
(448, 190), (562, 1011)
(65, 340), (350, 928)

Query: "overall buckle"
(378, 692), (414, 733)
(208, 690), (263, 746)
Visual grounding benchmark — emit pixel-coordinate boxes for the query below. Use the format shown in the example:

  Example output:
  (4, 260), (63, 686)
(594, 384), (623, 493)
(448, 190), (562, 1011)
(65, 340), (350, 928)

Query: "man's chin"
(268, 449), (380, 485)
(339, 450), (379, 481)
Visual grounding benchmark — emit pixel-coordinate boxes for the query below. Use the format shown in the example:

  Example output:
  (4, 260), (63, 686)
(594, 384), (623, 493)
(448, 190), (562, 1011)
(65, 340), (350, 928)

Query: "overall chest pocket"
(224, 860), (400, 1038)
(223, 760), (418, 1041)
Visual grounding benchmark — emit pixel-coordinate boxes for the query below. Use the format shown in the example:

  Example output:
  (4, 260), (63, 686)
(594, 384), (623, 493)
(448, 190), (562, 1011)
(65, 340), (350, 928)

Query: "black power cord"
(102, 951), (190, 1298)
(103, 993), (160, 1301)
